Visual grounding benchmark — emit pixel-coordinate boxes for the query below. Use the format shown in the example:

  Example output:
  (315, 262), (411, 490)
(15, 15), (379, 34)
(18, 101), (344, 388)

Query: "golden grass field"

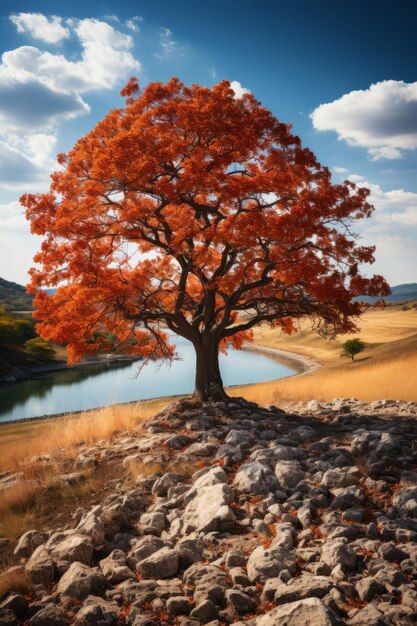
(232, 302), (417, 405)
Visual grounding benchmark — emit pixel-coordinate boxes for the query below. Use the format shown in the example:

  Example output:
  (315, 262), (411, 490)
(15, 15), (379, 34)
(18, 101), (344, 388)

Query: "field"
(232, 301), (417, 405)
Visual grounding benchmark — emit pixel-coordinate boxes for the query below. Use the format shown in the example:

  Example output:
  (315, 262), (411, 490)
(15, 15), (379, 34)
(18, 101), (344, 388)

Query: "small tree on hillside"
(23, 78), (389, 401)
(341, 338), (365, 362)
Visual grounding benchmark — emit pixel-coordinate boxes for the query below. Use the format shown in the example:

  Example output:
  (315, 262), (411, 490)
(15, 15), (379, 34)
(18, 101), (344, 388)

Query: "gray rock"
(73, 596), (119, 625)
(226, 589), (257, 614)
(76, 505), (106, 545)
(29, 604), (66, 625)
(320, 540), (357, 570)
(182, 483), (235, 533)
(0, 609), (19, 626)
(139, 512), (166, 536)
(128, 536), (166, 568)
(100, 549), (135, 583)
(233, 462), (279, 495)
(247, 546), (296, 582)
(393, 487), (417, 518)
(255, 597), (342, 625)
(166, 596), (192, 615)
(355, 576), (386, 601)
(348, 604), (391, 625)
(272, 573), (334, 604)
(275, 460), (304, 489)
(137, 547), (179, 579)
(57, 562), (107, 599)
(14, 530), (48, 558)
(190, 599), (219, 623)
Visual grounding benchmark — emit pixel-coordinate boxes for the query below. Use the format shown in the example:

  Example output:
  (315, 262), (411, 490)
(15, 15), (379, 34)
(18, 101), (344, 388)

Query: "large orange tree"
(23, 78), (388, 401)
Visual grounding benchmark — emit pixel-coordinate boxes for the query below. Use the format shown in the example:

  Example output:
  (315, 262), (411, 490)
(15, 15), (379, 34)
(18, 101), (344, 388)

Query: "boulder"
(320, 540), (357, 571)
(275, 460), (304, 489)
(73, 596), (119, 625)
(233, 462), (279, 495)
(137, 547), (179, 579)
(247, 546), (296, 583)
(57, 562), (107, 599)
(182, 483), (235, 533)
(14, 530), (48, 558)
(255, 597), (342, 626)
(100, 550), (135, 584)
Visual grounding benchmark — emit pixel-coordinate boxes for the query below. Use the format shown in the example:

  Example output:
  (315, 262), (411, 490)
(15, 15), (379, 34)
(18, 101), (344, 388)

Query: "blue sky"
(1, 0), (416, 285)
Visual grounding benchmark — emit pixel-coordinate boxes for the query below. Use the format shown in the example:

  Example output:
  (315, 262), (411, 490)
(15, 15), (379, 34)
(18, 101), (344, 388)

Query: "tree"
(24, 337), (55, 361)
(23, 78), (389, 401)
(341, 338), (365, 362)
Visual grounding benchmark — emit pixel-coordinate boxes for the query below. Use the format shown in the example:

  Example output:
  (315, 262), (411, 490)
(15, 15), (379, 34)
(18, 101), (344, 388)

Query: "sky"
(0, 0), (416, 286)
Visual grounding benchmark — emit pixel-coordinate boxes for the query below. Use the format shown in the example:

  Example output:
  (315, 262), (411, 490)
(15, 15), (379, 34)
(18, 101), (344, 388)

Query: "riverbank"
(0, 354), (137, 385)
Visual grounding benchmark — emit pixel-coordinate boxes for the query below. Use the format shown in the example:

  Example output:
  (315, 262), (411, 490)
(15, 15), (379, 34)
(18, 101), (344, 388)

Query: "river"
(0, 337), (295, 423)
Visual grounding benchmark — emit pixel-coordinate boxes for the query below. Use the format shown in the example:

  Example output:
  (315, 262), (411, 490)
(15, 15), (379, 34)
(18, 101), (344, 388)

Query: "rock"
(166, 434), (194, 449)
(348, 604), (391, 625)
(29, 604), (67, 625)
(0, 609), (19, 626)
(14, 530), (48, 558)
(166, 596), (192, 616)
(275, 460), (304, 489)
(255, 597), (342, 625)
(152, 473), (181, 497)
(320, 540), (357, 571)
(0, 594), (28, 619)
(137, 547), (179, 579)
(128, 537), (166, 567)
(393, 487), (417, 518)
(139, 512), (166, 536)
(272, 573), (334, 605)
(190, 599), (219, 623)
(225, 589), (257, 614)
(73, 596), (119, 625)
(182, 483), (236, 533)
(233, 462), (279, 495)
(321, 468), (359, 489)
(76, 505), (106, 545)
(355, 576), (386, 601)
(247, 546), (296, 583)
(100, 549), (135, 583)
(57, 562), (107, 599)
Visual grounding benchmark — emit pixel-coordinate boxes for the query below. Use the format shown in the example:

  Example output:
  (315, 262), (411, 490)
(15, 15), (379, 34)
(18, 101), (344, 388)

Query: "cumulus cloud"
(311, 80), (417, 160)
(154, 27), (185, 59)
(349, 175), (417, 226)
(9, 12), (70, 44)
(230, 80), (251, 99)
(0, 133), (57, 191)
(333, 166), (349, 174)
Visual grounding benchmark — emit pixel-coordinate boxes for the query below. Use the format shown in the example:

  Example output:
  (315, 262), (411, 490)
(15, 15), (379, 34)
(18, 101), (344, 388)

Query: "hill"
(0, 277), (33, 311)
(358, 282), (417, 303)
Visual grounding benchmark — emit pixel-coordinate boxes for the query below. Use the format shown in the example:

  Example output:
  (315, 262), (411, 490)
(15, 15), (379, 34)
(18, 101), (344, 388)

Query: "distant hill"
(358, 283), (417, 304)
(0, 277), (33, 310)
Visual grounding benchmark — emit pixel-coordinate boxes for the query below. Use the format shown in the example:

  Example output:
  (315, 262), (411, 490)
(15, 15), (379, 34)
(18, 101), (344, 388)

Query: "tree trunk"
(193, 336), (227, 402)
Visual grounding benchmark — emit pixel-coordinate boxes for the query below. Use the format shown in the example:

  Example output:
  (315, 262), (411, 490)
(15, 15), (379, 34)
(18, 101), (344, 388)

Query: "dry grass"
(0, 566), (34, 598)
(0, 397), (169, 475)
(231, 302), (417, 404)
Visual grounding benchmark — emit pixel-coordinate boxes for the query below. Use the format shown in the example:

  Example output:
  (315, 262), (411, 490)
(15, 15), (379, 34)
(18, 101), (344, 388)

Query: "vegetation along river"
(0, 337), (295, 423)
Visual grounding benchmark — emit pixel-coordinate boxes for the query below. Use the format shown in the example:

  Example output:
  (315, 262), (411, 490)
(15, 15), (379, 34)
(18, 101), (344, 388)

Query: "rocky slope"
(1, 396), (417, 625)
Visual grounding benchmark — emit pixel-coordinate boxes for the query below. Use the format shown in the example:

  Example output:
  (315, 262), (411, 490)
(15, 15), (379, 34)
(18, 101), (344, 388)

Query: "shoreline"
(0, 344), (320, 427)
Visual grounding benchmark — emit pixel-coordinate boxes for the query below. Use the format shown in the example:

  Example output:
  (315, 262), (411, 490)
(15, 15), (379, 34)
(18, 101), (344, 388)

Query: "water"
(0, 337), (295, 423)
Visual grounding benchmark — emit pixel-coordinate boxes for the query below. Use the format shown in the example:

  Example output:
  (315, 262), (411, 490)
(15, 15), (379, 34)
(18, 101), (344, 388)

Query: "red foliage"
(23, 77), (389, 395)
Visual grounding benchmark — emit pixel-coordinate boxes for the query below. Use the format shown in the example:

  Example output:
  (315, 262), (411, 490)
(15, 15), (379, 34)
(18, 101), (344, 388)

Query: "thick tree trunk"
(193, 336), (227, 402)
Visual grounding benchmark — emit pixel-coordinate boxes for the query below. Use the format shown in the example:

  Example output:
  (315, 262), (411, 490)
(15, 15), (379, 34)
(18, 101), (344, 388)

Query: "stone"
(166, 434), (194, 449)
(233, 462), (279, 495)
(272, 573), (334, 605)
(0, 594), (28, 619)
(73, 596), (119, 625)
(255, 597), (342, 625)
(166, 596), (192, 616)
(393, 487), (417, 518)
(100, 549), (135, 583)
(139, 512), (166, 536)
(275, 460), (304, 489)
(76, 505), (106, 545)
(137, 547), (179, 579)
(320, 540), (357, 570)
(128, 536), (166, 568)
(348, 604), (391, 625)
(0, 609), (19, 626)
(247, 546), (296, 583)
(29, 604), (66, 625)
(14, 530), (48, 558)
(225, 589), (257, 614)
(57, 562), (107, 599)
(190, 599), (219, 623)
(355, 576), (386, 601)
(182, 483), (235, 533)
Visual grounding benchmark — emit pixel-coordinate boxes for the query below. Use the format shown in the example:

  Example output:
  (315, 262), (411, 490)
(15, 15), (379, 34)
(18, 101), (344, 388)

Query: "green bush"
(341, 338), (365, 362)
(24, 337), (55, 361)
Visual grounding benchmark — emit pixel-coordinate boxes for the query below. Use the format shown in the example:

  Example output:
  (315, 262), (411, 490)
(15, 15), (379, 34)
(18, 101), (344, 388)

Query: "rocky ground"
(1, 396), (417, 625)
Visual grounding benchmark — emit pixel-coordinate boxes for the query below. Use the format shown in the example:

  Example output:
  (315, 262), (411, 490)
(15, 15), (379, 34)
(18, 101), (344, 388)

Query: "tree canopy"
(23, 77), (389, 400)
(341, 338), (366, 362)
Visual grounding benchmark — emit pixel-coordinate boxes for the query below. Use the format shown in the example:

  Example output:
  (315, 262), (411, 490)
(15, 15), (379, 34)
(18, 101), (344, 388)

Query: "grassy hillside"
(358, 282), (417, 303)
(233, 301), (417, 404)
(0, 277), (33, 311)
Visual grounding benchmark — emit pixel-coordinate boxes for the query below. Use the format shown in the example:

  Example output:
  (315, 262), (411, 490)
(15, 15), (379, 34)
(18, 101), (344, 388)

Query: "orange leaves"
(23, 76), (389, 373)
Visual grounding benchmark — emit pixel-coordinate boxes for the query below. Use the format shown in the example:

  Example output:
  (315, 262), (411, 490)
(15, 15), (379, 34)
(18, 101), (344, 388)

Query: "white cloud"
(126, 16), (142, 32)
(311, 80), (417, 160)
(154, 27), (185, 59)
(349, 175), (417, 226)
(0, 132), (57, 191)
(0, 15), (141, 136)
(9, 12), (70, 44)
(333, 166), (349, 174)
(230, 80), (251, 99)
